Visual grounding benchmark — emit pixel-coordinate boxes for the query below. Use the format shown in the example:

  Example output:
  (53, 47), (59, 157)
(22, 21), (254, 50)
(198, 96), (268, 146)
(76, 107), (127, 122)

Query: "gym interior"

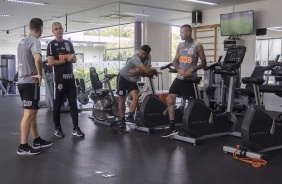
(1, 0), (282, 183)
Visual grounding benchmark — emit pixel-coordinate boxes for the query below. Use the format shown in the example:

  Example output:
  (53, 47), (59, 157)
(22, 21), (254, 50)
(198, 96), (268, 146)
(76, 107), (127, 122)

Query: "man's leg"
(127, 90), (139, 121)
(167, 94), (177, 130)
(29, 109), (39, 139)
(118, 95), (126, 128)
(20, 109), (36, 144)
(53, 82), (65, 137)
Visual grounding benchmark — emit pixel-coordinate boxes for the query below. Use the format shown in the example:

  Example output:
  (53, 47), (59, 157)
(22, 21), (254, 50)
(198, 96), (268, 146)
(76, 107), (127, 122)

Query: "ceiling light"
(113, 11), (149, 17)
(70, 20), (108, 26)
(183, 0), (217, 5)
(3, 0), (48, 6)
(0, 14), (12, 17)
(267, 27), (282, 31)
(100, 14), (134, 20)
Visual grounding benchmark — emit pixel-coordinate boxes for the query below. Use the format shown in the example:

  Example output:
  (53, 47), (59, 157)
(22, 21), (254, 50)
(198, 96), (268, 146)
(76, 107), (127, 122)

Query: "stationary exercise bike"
(223, 55), (282, 159)
(89, 67), (120, 126)
(171, 46), (246, 145)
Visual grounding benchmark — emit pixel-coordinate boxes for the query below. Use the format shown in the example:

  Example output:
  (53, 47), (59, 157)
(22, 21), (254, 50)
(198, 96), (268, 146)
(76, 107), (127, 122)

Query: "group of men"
(16, 18), (206, 155)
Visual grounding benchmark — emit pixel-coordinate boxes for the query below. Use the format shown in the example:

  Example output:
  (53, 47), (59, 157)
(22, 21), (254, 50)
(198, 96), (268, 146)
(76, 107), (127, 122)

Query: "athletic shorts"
(18, 83), (40, 109)
(116, 75), (138, 96)
(169, 78), (195, 100)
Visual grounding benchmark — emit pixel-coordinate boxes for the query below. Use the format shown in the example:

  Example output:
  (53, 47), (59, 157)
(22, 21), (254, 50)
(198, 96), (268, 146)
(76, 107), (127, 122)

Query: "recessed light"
(183, 0), (217, 5)
(0, 14), (12, 17)
(3, 0), (48, 6)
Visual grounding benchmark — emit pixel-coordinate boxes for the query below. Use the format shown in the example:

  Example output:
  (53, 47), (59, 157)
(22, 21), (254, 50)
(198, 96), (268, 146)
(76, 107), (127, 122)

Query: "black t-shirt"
(47, 39), (75, 81)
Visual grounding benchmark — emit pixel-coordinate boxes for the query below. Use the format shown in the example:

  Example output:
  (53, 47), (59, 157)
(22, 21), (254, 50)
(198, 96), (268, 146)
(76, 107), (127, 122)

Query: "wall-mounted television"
(220, 10), (254, 36)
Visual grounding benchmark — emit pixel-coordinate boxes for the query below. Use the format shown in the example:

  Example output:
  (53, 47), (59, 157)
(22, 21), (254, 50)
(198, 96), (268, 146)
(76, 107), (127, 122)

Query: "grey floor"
(1, 95), (282, 184)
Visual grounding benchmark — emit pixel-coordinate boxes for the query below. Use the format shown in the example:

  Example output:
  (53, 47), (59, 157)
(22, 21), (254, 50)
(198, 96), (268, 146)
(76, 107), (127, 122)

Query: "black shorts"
(116, 75), (138, 96)
(18, 83), (40, 109)
(169, 78), (195, 100)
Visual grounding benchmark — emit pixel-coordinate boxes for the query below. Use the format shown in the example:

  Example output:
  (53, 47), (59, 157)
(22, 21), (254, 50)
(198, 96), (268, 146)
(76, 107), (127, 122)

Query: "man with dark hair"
(161, 24), (207, 138)
(47, 22), (85, 138)
(17, 18), (53, 155)
(117, 45), (158, 128)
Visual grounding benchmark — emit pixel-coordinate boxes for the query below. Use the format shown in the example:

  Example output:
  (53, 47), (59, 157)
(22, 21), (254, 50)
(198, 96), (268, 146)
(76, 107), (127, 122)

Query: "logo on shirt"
(188, 48), (195, 55)
(64, 42), (70, 52)
(54, 42), (58, 46)
(179, 56), (192, 63)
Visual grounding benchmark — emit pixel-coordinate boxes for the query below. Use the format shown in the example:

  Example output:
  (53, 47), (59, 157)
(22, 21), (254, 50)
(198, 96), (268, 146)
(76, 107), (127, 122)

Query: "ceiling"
(0, 0), (265, 42)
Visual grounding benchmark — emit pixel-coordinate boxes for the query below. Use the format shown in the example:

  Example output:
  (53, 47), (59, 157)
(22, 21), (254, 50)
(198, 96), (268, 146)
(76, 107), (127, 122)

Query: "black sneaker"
(161, 129), (178, 138)
(126, 115), (135, 122)
(73, 127), (85, 137)
(54, 127), (65, 138)
(33, 138), (53, 149)
(17, 145), (40, 155)
(119, 122), (126, 129)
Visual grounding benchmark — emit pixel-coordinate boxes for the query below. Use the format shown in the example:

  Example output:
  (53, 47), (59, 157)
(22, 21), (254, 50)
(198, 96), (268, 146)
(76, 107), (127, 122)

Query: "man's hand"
(184, 69), (194, 78)
(128, 69), (136, 74)
(30, 74), (42, 86)
(153, 69), (158, 77)
(178, 69), (186, 77)
(66, 54), (76, 62)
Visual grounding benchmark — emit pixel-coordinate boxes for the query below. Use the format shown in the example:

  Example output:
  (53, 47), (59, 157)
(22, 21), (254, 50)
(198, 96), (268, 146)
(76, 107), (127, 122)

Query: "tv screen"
(220, 10), (254, 36)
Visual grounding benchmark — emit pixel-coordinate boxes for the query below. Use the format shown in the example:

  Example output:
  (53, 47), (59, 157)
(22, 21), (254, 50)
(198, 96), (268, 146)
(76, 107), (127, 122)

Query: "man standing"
(117, 45), (158, 128)
(161, 24), (207, 138)
(17, 18), (53, 155)
(47, 22), (84, 138)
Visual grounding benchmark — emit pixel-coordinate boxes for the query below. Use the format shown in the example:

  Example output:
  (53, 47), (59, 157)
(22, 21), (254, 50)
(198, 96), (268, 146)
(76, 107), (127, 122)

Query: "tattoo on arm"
(193, 43), (207, 72)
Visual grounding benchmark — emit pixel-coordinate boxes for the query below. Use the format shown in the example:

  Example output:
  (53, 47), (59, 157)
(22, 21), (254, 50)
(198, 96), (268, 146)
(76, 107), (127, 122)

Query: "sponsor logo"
(62, 74), (73, 79)
(54, 42), (58, 46)
(179, 56), (192, 63)
(23, 100), (32, 107)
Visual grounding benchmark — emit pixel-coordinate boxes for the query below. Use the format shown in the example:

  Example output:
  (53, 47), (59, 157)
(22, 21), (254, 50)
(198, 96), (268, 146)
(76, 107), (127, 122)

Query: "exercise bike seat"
(242, 77), (265, 85)
(183, 77), (202, 84)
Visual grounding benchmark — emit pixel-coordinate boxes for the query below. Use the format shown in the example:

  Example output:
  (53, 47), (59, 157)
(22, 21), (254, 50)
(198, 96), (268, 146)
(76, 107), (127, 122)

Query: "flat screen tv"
(220, 10), (254, 36)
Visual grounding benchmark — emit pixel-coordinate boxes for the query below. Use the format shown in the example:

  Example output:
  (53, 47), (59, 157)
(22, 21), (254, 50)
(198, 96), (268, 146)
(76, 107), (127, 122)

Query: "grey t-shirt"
(176, 40), (199, 80)
(119, 54), (151, 82)
(17, 35), (41, 84)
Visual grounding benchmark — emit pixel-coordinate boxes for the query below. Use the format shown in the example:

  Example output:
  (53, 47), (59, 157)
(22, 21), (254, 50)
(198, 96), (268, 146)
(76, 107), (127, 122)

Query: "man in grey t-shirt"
(17, 18), (53, 155)
(117, 45), (158, 128)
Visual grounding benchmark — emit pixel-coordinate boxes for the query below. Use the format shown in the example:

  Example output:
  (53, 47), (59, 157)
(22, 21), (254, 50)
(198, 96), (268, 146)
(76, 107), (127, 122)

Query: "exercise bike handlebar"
(160, 63), (173, 70)
(140, 72), (155, 78)
(104, 74), (118, 80)
(260, 54), (281, 71)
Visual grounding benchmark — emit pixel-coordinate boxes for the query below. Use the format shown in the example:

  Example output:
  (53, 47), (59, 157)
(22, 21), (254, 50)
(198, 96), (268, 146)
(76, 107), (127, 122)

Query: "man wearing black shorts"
(117, 45), (158, 128)
(161, 24), (207, 137)
(17, 18), (53, 155)
(47, 22), (84, 138)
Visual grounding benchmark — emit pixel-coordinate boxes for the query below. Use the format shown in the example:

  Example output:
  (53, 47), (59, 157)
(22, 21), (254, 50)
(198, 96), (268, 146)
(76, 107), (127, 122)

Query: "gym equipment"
(127, 67), (183, 133)
(224, 55), (282, 159)
(171, 46), (246, 145)
(90, 67), (120, 126)
(0, 55), (17, 96)
(126, 72), (169, 133)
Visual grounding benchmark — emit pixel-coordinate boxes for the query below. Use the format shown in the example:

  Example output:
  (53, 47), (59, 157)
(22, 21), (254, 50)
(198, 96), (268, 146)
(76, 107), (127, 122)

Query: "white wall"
(202, 0), (282, 111)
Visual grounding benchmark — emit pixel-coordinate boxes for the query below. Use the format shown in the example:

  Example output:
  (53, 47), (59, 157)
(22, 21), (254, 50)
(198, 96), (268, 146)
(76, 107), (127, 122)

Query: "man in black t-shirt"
(47, 22), (84, 138)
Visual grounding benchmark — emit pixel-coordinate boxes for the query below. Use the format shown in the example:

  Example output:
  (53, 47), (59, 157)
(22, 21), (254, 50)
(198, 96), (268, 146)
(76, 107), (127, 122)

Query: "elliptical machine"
(171, 46), (246, 145)
(223, 55), (282, 159)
